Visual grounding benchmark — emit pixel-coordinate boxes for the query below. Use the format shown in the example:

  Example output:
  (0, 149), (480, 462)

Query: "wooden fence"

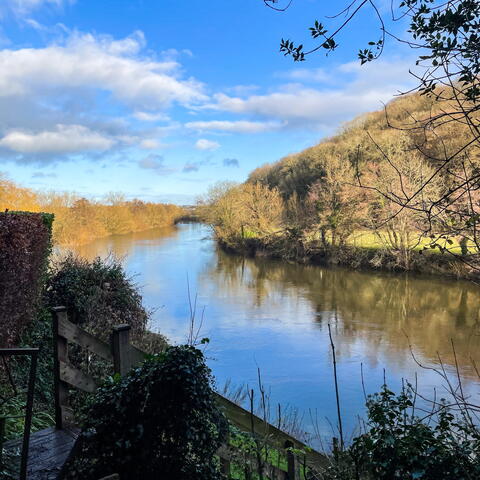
(52, 306), (326, 479)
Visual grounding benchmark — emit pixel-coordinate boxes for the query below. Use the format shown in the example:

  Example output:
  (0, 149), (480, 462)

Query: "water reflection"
(71, 223), (480, 440)
(74, 225), (179, 260)
(205, 250), (480, 379)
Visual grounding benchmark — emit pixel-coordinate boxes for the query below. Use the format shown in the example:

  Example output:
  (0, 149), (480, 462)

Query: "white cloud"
(139, 154), (164, 169)
(0, 124), (114, 154)
(277, 67), (331, 83)
(138, 154), (174, 174)
(186, 120), (282, 134)
(205, 59), (415, 130)
(223, 84), (260, 96)
(0, 30), (207, 162)
(195, 138), (220, 151)
(139, 139), (161, 150)
(0, 31), (206, 109)
(4, 0), (74, 15)
(133, 111), (170, 122)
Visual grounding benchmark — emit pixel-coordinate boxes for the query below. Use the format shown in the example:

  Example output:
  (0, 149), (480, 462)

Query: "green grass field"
(348, 231), (476, 255)
(239, 227), (476, 255)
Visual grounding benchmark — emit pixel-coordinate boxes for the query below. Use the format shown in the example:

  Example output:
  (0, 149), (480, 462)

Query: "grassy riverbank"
(216, 230), (474, 279)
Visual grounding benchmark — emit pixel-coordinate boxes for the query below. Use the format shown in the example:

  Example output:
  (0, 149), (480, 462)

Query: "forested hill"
(247, 91), (470, 201)
(202, 89), (479, 277)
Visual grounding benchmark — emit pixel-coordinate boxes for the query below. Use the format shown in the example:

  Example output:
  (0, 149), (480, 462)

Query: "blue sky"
(0, 0), (415, 203)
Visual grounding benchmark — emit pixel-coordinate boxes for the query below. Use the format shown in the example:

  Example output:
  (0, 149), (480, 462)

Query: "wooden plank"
(5, 428), (79, 480)
(215, 394), (327, 468)
(53, 307), (69, 430)
(58, 316), (113, 361)
(59, 361), (98, 393)
(112, 325), (132, 376)
(32, 441), (76, 465)
(130, 345), (147, 366)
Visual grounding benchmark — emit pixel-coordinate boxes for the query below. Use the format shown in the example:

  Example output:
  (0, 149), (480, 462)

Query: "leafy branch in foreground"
(267, 0), (479, 100)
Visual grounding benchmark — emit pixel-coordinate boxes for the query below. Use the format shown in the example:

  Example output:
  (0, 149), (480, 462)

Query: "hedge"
(0, 211), (53, 348)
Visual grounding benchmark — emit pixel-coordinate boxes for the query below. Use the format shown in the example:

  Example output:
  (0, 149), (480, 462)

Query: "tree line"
(0, 176), (184, 246)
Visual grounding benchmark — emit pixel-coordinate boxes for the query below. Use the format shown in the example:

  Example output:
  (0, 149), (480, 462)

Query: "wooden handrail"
(215, 394), (326, 468)
(57, 318), (113, 362)
(51, 307), (326, 477)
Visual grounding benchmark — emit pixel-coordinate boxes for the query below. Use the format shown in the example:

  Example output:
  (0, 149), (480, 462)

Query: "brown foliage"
(0, 212), (52, 348)
(200, 181), (284, 247)
(206, 90), (480, 274)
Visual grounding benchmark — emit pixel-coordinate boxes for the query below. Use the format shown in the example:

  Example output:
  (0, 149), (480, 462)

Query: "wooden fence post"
(219, 436), (231, 478)
(220, 456), (231, 478)
(112, 325), (132, 376)
(285, 441), (298, 480)
(332, 436), (339, 461)
(52, 306), (69, 430)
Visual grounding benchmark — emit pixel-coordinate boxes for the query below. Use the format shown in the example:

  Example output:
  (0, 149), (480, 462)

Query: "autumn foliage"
(0, 176), (184, 246)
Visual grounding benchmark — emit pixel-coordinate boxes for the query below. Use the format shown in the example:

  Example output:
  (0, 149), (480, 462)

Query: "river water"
(75, 222), (480, 444)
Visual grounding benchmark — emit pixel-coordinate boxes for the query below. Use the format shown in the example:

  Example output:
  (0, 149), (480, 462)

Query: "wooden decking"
(5, 427), (78, 480)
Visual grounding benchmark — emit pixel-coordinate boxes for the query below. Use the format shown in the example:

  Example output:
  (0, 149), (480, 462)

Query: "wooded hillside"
(202, 90), (480, 276)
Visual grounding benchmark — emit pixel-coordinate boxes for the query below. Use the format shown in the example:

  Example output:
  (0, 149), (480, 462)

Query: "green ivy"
(65, 345), (228, 480)
(321, 385), (480, 480)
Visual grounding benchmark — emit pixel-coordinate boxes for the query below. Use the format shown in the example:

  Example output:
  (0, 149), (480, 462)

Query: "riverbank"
(216, 232), (477, 280)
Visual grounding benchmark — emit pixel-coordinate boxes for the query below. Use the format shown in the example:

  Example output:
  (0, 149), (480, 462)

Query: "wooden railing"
(52, 306), (326, 479)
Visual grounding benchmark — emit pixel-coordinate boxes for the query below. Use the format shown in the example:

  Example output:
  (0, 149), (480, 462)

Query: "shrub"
(321, 385), (480, 480)
(0, 211), (53, 348)
(46, 253), (149, 343)
(46, 254), (166, 398)
(65, 345), (228, 480)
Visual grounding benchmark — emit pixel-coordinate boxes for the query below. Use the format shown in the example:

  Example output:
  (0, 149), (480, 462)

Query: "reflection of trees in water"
(72, 226), (179, 260)
(204, 249), (480, 378)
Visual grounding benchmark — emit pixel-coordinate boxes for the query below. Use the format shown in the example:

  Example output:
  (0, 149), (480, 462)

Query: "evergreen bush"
(65, 345), (228, 480)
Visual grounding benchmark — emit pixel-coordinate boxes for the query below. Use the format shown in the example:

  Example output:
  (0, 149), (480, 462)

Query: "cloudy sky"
(0, 0), (414, 203)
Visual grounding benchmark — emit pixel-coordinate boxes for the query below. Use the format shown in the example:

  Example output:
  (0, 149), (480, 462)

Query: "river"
(75, 222), (480, 445)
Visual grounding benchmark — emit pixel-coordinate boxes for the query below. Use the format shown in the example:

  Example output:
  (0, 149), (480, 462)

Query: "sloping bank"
(215, 232), (476, 280)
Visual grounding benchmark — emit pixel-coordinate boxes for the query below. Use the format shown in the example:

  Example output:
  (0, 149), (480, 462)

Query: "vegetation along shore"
(0, 175), (184, 246)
